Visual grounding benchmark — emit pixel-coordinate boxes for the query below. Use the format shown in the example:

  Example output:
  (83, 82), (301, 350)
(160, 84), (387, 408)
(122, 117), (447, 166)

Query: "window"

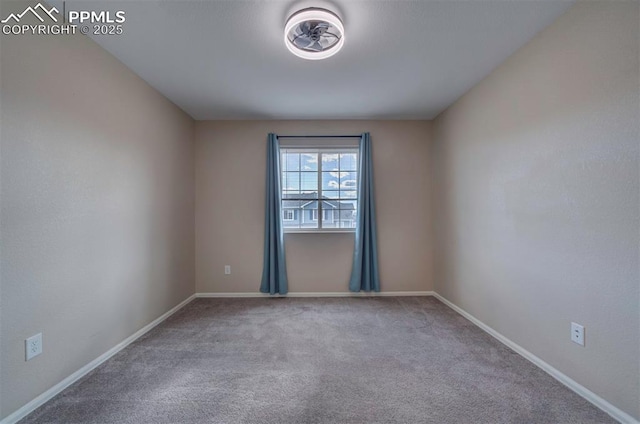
(309, 209), (332, 221)
(281, 148), (358, 232)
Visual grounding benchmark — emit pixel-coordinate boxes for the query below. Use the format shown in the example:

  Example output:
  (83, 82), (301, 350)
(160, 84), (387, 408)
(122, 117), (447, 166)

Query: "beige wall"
(431, 1), (639, 419)
(0, 2), (196, 419)
(195, 120), (433, 293)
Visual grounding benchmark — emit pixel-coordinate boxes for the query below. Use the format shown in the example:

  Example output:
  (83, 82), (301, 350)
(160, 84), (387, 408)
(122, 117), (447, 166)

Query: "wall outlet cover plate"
(26, 333), (43, 361)
(571, 322), (584, 346)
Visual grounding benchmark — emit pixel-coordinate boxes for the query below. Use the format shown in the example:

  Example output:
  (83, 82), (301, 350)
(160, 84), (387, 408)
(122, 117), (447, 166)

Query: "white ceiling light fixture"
(284, 8), (345, 60)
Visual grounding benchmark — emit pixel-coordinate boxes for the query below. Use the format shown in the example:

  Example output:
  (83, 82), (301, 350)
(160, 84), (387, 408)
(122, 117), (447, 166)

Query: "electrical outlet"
(25, 333), (43, 361)
(571, 322), (584, 346)
(224, 265), (231, 275)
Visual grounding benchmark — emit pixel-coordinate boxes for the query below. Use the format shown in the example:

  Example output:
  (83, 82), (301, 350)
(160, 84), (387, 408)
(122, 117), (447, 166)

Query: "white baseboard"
(0, 294), (197, 424)
(432, 293), (638, 424)
(196, 291), (434, 298)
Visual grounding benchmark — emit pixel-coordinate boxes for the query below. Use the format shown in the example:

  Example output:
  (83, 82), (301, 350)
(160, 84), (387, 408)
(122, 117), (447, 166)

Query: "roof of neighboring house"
(282, 192), (355, 210)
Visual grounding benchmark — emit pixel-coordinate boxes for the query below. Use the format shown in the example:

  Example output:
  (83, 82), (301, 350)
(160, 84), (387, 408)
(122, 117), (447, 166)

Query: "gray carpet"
(20, 297), (614, 424)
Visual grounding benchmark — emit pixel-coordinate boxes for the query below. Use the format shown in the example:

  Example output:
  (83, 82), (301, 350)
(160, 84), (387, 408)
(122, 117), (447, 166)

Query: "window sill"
(284, 229), (355, 234)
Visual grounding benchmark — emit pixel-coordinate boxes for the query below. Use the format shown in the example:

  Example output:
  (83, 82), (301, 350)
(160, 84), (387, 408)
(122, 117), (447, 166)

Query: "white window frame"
(280, 147), (358, 233)
(283, 209), (295, 221)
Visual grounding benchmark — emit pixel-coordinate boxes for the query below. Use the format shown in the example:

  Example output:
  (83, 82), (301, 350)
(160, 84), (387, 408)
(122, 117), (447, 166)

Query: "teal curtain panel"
(349, 133), (380, 292)
(260, 134), (289, 295)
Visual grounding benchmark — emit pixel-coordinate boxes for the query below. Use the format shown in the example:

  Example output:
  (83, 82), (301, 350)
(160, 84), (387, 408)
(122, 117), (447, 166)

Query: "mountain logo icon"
(1, 3), (59, 24)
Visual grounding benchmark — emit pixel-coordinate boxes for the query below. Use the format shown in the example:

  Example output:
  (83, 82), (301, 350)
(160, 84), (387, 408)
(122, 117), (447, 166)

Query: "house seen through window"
(281, 148), (358, 231)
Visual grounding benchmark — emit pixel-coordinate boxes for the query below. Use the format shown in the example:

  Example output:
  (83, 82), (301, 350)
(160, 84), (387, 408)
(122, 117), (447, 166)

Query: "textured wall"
(195, 120), (433, 293)
(0, 2), (196, 419)
(431, 1), (639, 419)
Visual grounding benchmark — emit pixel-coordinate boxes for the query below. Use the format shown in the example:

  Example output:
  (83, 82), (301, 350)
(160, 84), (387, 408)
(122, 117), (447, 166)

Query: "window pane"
(300, 172), (318, 192)
(321, 153), (339, 171)
(338, 200), (357, 229)
(301, 153), (318, 171)
(322, 208), (339, 228)
(339, 172), (358, 190)
(282, 153), (300, 172)
(283, 190), (301, 199)
(340, 153), (358, 171)
(338, 208), (357, 228)
(300, 202), (318, 229)
(322, 172), (341, 190)
(338, 199), (357, 210)
(282, 200), (302, 209)
(324, 171), (355, 190)
(282, 201), (302, 228)
(323, 190), (340, 199)
(340, 190), (357, 199)
(322, 199), (340, 209)
(283, 172), (300, 191)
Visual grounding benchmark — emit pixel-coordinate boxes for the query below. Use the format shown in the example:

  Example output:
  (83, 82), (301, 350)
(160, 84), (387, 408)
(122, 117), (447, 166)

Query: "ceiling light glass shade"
(284, 8), (345, 60)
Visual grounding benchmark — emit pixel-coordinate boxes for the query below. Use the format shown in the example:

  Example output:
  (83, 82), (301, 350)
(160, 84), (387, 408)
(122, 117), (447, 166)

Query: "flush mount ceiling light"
(284, 8), (344, 60)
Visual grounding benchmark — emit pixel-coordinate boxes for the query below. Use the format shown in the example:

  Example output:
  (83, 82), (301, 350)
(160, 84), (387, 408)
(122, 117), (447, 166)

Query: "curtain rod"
(276, 135), (362, 139)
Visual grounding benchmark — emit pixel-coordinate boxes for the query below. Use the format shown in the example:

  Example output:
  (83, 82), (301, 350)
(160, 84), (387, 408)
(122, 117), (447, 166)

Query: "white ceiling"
(51, 0), (573, 120)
